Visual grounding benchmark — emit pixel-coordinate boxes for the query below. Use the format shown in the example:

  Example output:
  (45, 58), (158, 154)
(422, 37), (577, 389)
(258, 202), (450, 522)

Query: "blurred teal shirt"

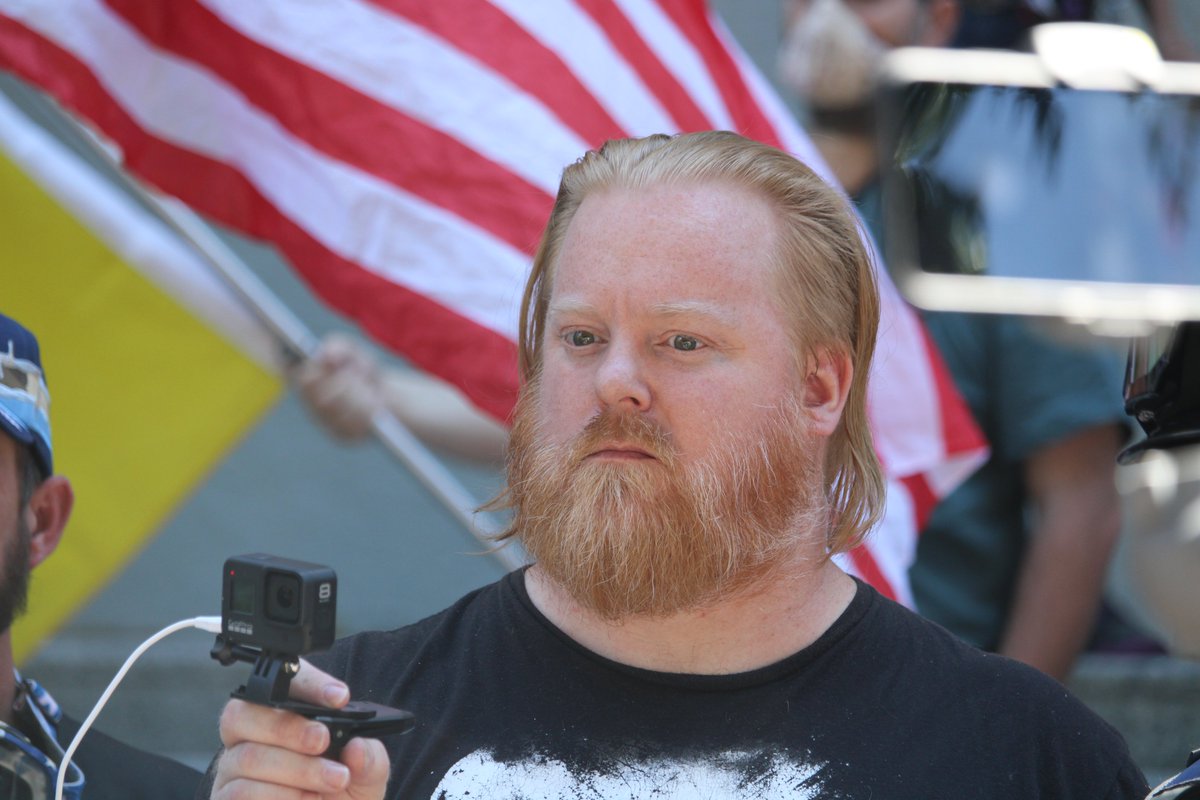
(857, 180), (1128, 649)
(910, 311), (1127, 648)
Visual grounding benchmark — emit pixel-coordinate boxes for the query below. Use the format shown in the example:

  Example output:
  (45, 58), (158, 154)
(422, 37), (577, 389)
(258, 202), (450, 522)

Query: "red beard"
(505, 390), (827, 619)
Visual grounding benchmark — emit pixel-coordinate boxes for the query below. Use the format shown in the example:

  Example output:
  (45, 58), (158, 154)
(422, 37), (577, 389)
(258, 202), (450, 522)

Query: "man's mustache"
(568, 410), (677, 465)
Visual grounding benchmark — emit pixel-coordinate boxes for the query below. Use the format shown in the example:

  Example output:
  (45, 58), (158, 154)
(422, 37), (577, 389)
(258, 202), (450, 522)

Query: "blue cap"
(0, 314), (52, 476)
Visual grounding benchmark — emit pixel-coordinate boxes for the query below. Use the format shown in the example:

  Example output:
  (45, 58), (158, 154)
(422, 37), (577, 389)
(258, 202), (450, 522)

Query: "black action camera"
(221, 553), (337, 656)
(211, 553), (414, 756)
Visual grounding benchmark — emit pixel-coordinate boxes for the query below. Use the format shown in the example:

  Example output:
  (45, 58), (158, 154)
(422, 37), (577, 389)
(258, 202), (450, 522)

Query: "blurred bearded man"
(204, 132), (1146, 800)
(778, 0), (960, 193)
(0, 313), (200, 799)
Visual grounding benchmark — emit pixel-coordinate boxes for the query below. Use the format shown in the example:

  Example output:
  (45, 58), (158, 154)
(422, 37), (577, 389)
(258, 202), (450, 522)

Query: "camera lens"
(265, 572), (302, 624)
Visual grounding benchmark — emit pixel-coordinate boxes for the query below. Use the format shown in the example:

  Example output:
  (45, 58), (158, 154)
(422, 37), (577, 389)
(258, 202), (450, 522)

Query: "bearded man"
(0, 313), (200, 799)
(205, 132), (1146, 800)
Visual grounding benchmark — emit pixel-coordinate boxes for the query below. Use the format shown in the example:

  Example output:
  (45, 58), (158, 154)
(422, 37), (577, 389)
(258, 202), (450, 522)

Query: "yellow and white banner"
(0, 91), (283, 661)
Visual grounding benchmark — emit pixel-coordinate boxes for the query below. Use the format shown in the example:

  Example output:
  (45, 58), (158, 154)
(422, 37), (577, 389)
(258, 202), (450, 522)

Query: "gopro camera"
(212, 553), (414, 755)
(221, 553), (336, 657)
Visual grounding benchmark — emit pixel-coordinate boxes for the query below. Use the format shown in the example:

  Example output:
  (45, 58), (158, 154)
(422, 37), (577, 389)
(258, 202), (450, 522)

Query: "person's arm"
(293, 332), (509, 464)
(998, 423), (1124, 681)
(209, 660), (388, 799)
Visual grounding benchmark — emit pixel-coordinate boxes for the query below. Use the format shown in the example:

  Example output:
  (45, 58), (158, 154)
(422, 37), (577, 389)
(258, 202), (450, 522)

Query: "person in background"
(781, 0), (1136, 682)
(0, 312), (200, 799)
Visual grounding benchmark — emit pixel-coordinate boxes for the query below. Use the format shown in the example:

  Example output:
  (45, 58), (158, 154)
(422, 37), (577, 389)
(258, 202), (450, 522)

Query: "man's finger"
(213, 741), (351, 796)
(340, 737), (391, 800)
(287, 658), (352, 709)
(212, 779), (323, 800)
(219, 699), (330, 753)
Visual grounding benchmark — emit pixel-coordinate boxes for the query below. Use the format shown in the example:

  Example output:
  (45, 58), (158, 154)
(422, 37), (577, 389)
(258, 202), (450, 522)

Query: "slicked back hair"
(517, 131), (883, 554)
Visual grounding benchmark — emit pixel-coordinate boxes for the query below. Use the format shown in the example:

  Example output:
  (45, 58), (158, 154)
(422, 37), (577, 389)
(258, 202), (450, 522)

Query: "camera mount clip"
(210, 636), (302, 705)
(211, 635), (414, 757)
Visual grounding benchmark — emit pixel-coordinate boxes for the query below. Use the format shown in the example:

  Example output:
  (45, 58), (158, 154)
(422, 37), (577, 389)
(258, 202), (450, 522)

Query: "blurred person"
(202, 131), (1145, 800)
(1109, 321), (1200, 798)
(0, 312), (200, 799)
(1116, 322), (1200, 660)
(778, 0), (962, 195)
(782, 0), (1132, 681)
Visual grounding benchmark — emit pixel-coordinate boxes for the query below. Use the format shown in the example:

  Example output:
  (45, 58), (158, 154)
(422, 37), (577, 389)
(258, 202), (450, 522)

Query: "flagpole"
(24, 91), (525, 573)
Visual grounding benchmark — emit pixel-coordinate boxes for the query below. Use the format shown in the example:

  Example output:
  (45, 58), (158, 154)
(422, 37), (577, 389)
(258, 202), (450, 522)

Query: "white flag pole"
(23, 89), (525, 572)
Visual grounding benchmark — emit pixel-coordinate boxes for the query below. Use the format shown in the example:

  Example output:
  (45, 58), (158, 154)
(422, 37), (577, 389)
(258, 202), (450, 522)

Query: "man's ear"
(802, 347), (853, 437)
(24, 475), (73, 570)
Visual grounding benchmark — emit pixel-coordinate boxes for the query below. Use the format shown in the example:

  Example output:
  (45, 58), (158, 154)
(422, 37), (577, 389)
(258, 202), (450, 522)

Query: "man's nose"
(594, 339), (651, 412)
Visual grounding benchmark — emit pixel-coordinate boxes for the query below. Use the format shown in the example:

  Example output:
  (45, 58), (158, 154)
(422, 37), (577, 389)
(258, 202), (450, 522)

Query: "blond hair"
(517, 131), (883, 553)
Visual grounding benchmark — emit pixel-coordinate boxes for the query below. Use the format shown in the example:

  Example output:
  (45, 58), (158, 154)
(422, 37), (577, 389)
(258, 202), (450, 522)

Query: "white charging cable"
(54, 615), (223, 800)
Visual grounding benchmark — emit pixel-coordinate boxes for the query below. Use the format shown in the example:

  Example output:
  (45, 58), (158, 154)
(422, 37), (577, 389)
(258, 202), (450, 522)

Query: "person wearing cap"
(0, 312), (200, 799)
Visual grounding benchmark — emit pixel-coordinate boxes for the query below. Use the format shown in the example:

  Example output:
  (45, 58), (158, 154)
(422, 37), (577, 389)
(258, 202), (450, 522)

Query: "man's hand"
(211, 660), (390, 799)
(293, 333), (384, 442)
(292, 332), (509, 464)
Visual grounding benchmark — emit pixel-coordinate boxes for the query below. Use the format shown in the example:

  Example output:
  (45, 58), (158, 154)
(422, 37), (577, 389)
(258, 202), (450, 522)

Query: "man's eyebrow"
(650, 301), (737, 325)
(547, 298), (596, 318)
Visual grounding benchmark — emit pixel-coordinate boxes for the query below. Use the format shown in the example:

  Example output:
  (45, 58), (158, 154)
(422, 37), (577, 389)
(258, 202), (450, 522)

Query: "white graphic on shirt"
(432, 749), (827, 798)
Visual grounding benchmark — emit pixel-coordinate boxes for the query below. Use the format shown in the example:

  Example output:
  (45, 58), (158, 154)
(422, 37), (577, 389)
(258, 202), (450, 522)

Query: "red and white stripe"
(0, 0), (986, 604)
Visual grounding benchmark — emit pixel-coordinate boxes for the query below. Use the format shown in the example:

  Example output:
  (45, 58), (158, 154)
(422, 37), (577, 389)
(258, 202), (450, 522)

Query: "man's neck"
(524, 557), (857, 675)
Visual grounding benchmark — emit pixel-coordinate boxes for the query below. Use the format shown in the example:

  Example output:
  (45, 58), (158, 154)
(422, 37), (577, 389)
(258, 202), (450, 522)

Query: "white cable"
(54, 615), (222, 800)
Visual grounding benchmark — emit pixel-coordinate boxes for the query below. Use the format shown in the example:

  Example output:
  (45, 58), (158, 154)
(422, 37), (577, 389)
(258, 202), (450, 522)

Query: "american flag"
(0, 0), (985, 605)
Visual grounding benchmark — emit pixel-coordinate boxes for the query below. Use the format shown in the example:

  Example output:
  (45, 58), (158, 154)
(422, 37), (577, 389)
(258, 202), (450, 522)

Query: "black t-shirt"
(298, 572), (1147, 799)
(57, 716), (201, 800)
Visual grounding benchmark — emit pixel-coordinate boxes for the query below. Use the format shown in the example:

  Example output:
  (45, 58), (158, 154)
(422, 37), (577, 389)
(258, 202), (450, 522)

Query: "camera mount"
(210, 636), (302, 705)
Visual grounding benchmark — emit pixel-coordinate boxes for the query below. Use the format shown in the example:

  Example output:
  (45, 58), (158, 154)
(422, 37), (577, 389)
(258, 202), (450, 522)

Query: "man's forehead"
(549, 182), (779, 301)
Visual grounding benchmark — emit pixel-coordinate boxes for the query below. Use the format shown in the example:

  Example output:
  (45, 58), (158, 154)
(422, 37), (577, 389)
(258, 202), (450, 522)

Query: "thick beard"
(0, 513), (31, 634)
(506, 390), (827, 620)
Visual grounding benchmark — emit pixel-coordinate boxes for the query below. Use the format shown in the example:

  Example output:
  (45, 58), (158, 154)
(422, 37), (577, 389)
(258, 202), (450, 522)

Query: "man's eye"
(670, 335), (701, 352)
(569, 330), (596, 347)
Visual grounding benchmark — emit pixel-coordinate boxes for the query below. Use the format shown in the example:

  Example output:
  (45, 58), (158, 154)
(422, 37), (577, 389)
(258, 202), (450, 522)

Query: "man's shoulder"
(312, 571), (521, 683)
(862, 585), (1114, 716)
(873, 589), (1138, 744)
(854, 589), (1146, 795)
(56, 715), (202, 800)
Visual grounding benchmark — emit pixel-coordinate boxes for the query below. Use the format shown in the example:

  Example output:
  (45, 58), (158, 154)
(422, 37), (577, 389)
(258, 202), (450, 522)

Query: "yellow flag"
(0, 96), (283, 661)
